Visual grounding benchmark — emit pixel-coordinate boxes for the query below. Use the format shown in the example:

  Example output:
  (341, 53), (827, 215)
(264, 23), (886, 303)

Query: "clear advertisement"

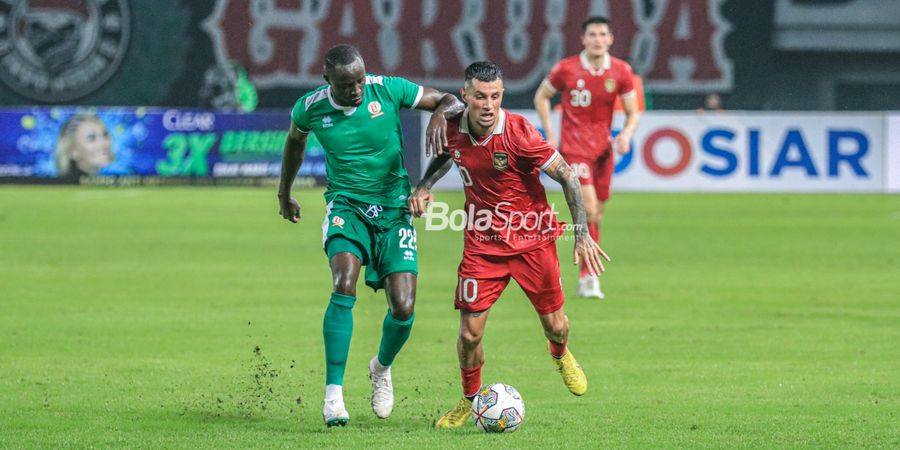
(0, 107), (325, 186)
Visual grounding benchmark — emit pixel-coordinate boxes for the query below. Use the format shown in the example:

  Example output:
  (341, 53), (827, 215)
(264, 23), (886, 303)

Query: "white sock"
(325, 384), (343, 402)
(372, 357), (390, 374)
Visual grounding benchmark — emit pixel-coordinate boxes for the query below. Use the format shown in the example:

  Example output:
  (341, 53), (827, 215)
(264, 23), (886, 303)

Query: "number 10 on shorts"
(458, 277), (478, 303)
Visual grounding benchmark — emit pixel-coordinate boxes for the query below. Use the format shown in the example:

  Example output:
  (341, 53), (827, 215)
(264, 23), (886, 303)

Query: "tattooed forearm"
(418, 153), (454, 190)
(439, 94), (465, 120)
(545, 159), (590, 238)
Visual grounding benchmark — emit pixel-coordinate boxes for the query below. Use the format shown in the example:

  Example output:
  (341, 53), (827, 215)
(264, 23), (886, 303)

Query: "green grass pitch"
(1, 186), (898, 448)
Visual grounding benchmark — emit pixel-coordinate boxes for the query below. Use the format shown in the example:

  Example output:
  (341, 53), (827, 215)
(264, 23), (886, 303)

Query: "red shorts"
(454, 242), (564, 315)
(563, 150), (614, 202)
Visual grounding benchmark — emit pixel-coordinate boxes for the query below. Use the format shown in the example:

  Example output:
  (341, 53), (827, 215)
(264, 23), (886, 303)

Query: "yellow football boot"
(434, 397), (472, 429)
(553, 348), (588, 396)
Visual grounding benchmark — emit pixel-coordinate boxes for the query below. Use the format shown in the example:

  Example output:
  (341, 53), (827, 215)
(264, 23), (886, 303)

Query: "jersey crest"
(604, 79), (616, 93)
(492, 152), (509, 170)
(368, 101), (383, 118)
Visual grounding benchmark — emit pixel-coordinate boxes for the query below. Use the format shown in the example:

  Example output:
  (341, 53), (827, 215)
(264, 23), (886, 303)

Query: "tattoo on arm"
(440, 94), (465, 120)
(418, 89), (464, 118)
(418, 153), (453, 190)
(544, 160), (589, 238)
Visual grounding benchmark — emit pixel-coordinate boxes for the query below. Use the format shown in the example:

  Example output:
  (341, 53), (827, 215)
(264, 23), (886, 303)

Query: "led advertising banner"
(0, 108), (325, 186)
(423, 111), (887, 193)
(887, 113), (900, 194)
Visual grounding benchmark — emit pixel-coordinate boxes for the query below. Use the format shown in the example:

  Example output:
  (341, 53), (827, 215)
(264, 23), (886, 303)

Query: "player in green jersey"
(277, 45), (463, 427)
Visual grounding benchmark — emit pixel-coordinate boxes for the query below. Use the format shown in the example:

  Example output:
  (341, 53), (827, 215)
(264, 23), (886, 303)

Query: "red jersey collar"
(460, 107), (507, 136)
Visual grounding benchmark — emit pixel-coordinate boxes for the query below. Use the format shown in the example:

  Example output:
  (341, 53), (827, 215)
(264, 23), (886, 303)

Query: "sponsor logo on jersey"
(492, 152), (508, 170)
(368, 101), (383, 118)
(604, 79), (616, 93)
(576, 79), (585, 89)
(322, 116), (333, 128)
(0, 0), (131, 102)
(363, 204), (383, 218)
(453, 149), (461, 161)
(331, 216), (344, 228)
(403, 250), (414, 261)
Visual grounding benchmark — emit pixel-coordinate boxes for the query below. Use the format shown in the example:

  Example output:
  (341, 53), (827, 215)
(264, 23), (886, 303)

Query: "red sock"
(580, 223), (601, 277)
(461, 365), (483, 398)
(549, 340), (568, 358)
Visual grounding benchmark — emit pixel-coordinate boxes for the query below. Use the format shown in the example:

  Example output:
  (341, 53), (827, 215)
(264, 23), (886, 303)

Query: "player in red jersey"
(534, 16), (642, 299)
(408, 61), (610, 428)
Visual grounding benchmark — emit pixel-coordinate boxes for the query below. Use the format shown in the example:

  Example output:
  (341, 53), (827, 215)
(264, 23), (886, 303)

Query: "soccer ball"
(471, 383), (525, 433)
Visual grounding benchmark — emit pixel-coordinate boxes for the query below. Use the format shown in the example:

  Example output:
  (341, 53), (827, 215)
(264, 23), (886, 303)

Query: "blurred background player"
(697, 93), (725, 112)
(408, 61), (610, 428)
(534, 16), (641, 299)
(277, 45), (463, 427)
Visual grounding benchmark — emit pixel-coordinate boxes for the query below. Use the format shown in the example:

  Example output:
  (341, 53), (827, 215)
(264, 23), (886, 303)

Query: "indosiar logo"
(0, 0), (131, 102)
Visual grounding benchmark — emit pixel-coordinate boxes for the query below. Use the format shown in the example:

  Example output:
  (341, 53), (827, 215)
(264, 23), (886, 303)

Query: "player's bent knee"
(332, 276), (357, 297)
(385, 273), (416, 320)
(389, 301), (414, 321)
(459, 329), (483, 348)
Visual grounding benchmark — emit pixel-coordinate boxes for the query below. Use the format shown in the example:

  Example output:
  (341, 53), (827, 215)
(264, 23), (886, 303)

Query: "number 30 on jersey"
(569, 89), (592, 107)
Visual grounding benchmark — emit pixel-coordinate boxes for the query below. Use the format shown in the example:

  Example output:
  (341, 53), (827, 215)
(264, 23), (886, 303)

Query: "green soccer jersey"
(291, 74), (423, 207)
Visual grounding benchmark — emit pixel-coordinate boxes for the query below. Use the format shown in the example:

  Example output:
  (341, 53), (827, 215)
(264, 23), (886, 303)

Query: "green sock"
(323, 293), (355, 385)
(377, 309), (415, 367)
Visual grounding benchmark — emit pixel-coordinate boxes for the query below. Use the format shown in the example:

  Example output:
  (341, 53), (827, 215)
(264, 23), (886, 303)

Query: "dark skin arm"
(543, 156), (611, 275)
(415, 88), (465, 157)
(277, 123), (308, 223)
(408, 153), (453, 217)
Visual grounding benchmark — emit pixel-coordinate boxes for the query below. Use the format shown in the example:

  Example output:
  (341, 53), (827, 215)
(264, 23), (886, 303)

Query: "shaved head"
(324, 44), (364, 72)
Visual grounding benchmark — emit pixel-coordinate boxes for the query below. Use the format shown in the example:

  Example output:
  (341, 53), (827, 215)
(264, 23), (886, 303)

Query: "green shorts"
(322, 195), (418, 290)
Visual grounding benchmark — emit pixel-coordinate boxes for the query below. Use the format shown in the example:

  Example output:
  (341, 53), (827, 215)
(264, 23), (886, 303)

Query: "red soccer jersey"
(445, 109), (564, 256)
(544, 52), (635, 160)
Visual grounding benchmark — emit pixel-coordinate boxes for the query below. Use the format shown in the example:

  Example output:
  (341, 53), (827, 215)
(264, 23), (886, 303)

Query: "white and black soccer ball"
(471, 383), (525, 433)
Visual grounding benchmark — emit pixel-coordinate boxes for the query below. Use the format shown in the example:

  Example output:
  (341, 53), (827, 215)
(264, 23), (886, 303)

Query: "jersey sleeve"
(290, 97), (311, 133)
(383, 75), (424, 109)
(544, 61), (566, 93)
(515, 118), (561, 171)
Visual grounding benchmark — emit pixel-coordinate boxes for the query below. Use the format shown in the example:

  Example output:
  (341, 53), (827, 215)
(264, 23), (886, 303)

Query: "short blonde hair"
(56, 112), (105, 176)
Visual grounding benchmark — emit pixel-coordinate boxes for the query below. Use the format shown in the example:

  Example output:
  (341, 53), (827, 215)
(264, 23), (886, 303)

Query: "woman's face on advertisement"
(72, 120), (113, 173)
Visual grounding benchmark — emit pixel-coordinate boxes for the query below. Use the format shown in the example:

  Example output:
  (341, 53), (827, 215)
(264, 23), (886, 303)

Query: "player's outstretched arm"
(416, 88), (465, 157)
(543, 157), (611, 275)
(277, 124), (308, 223)
(408, 153), (453, 218)
(534, 82), (559, 149)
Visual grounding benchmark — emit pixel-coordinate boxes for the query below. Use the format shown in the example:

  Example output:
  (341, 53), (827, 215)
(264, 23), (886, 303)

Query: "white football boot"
(323, 397), (349, 427)
(368, 356), (394, 419)
(577, 275), (605, 299)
